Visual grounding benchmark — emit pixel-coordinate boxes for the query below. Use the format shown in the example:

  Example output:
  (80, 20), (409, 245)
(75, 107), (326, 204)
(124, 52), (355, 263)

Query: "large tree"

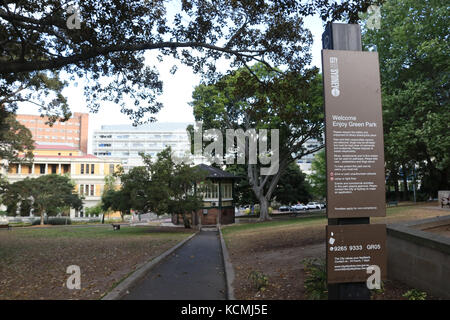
(2, 174), (82, 224)
(272, 162), (312, 205)
(363, 0), (450, 197)
(0, 0), (379, 124)
(191, 63), (324, 220)
(108, 147), (207, 227)
(308, 150), (326, 200)
(227, 162), (312, 207)
(0, 108), (34, 168)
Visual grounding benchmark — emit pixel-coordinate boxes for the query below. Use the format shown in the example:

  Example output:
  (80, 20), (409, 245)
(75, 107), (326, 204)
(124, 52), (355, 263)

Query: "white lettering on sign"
(330, 57), (340, 97)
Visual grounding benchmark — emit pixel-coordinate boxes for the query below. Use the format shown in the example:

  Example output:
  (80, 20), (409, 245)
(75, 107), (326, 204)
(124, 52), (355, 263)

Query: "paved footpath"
(122, 230), (226, 300)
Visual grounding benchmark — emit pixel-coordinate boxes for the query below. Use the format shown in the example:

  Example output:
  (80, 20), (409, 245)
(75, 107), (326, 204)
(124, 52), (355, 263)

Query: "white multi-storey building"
(92, 122), (193, 171)
(296, 138), (323, 175)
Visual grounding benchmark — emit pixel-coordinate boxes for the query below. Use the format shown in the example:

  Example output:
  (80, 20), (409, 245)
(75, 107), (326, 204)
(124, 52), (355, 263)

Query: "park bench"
(112, 224), (121, 230)
(387, 200), (398, 207)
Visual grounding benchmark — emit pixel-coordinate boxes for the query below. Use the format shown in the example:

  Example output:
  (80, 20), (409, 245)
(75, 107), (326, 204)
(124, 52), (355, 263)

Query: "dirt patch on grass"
(0, 226), (193, 300)
(224, 205), (443, 300)
(225, 224), (325, 299)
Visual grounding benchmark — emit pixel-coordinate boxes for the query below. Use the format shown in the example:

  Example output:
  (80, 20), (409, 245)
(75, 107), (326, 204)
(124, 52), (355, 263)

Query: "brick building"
(16, 112), (89, 153)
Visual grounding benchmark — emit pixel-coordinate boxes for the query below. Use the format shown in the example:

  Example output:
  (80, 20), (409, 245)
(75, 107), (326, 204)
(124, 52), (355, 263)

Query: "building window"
(40, 164), (45, 174)
(212, 184), (218, 198)
(221, 184), (232, 199)
(51, 164), (57, 174)
(91, 164), (95, 174)
(204, 184), (219, 199)
(109, 164), (114, 174)
(86, 164), (89, 174)
(90, 185), (94, 196)
(80, 164), (84, 174)
(63, 164), (70, 174)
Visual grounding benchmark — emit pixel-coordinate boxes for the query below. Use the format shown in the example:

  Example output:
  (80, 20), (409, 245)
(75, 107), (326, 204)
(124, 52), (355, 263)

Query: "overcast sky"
(17, 14), (327, 154)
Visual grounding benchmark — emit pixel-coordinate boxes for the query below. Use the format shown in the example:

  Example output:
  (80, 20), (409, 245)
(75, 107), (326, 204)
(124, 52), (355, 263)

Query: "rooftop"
(196, 164), (239, 180)
(34, 143), (79, 150)
(96, 122), (193, 132)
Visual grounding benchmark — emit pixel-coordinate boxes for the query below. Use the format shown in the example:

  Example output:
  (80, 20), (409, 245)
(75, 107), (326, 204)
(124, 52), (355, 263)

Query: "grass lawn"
(0, 225), (194, 300)
(222, 202), (446, 300)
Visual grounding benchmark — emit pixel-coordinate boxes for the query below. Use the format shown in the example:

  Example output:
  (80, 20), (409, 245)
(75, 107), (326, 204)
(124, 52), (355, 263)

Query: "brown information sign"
(327, 224), (387, 284)
(322, 50), (386, 218)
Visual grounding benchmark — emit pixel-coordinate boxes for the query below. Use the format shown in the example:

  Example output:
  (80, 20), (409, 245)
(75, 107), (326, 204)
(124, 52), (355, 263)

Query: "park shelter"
(171, 164), (238, 226)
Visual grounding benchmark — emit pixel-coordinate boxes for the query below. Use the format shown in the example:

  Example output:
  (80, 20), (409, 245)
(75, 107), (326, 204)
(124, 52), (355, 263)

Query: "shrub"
(85, 204), (103, 217)
(32, 217), (71, 225)
(244, 206), (272, 215)
(248, 270), (269, 291)
(302, 258), (327, 300)
(403, 289), (427, 300)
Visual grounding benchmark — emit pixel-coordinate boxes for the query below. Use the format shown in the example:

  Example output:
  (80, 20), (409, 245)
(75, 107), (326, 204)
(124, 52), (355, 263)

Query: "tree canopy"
(272, 162), (312, 205)
(0, 108), (34, 168)
(103, 147), (207, 227)
(2, 174), (83, 224)
(363, 0), (450, 197)
(227, 162), (312, 206)
(191, 63), (324, 220)
(308, 149), (326, 200)
(0, 0), (380, 124)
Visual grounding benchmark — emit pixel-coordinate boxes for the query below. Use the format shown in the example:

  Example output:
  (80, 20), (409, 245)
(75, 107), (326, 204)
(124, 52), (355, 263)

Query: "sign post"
(322, 23), (387, 299)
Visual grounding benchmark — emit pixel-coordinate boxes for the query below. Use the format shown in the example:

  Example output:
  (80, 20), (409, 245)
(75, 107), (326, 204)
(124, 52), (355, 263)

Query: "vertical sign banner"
(322, 49), (386, 218)
(327, 224), (387, 284)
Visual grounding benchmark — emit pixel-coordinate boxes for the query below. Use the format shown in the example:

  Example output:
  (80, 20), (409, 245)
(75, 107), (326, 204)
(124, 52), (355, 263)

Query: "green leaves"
(363, 0), (450, 195)
(308, 150), (326, 200)
(2, 175), (83, 221)
(0, 110), (34, 168)
(105, 147), (206, 225)
(272, 162), (312, 205)
(191, 62), (323, 220)
(1, 1), (372, 124)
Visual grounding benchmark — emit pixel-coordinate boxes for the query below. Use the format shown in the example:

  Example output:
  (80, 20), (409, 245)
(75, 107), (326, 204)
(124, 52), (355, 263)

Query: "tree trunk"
(393, 170), (400, 201)
(247, 158), (286, 222)
(182, 212), (191, 228)
(402, 164), (409, 201)
(40, 212), (44, 225)
(259, 196), (270, 221)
